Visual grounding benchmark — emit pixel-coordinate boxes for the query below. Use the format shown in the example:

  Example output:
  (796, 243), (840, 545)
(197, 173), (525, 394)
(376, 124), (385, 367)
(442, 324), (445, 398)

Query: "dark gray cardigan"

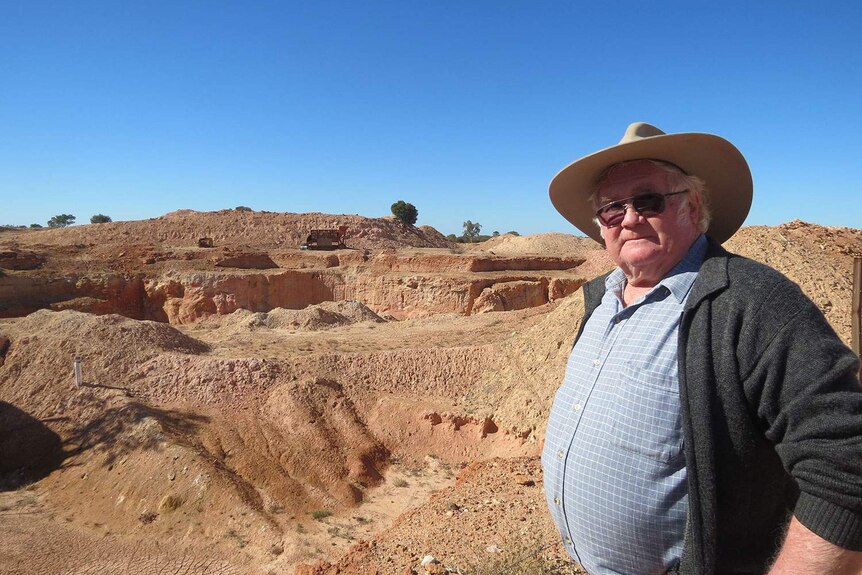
(577, 239), (862, 574)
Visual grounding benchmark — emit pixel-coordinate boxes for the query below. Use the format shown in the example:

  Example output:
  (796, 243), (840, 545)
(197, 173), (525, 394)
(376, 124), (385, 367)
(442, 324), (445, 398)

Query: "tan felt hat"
(549, 122), (753, 244)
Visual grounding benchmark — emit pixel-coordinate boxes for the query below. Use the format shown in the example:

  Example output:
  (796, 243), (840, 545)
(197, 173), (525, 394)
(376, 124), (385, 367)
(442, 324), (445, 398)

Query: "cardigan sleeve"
(738, 272), (862, 550)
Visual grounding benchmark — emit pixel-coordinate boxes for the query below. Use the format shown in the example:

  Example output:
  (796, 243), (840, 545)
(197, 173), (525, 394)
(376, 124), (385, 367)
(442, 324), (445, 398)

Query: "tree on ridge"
(391, 201), (418, 225)
(462, 220), (481, 242)
(48, 214), (75, 228)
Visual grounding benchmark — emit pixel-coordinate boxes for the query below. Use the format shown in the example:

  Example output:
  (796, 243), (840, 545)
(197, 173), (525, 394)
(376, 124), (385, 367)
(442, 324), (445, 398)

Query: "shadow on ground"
(0, 401), (64, 490)
(60, 396), (211, 467)
(1, 394), (213, 491)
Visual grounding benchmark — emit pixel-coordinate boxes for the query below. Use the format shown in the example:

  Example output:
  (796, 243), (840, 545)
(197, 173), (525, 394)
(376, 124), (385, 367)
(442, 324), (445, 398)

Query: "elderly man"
(541, 123), (862, 575)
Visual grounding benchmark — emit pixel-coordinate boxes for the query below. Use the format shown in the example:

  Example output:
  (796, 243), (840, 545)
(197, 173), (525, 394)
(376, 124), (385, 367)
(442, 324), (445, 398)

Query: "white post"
(74, 356), (83, 387)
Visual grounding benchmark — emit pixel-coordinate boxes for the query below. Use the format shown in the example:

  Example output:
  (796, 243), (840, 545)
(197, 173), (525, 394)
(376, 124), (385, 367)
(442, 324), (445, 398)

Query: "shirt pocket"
(609, 362), (683, 463)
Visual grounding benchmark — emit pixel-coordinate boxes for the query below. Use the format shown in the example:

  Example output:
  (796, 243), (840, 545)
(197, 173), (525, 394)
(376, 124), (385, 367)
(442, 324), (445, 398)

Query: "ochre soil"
(0, 212), (858, 574)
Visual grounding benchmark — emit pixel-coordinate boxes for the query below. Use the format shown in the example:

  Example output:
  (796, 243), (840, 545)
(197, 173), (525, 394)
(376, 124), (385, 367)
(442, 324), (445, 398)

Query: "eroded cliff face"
(0, 250), (589, 324)
(0, 273), (149, 319)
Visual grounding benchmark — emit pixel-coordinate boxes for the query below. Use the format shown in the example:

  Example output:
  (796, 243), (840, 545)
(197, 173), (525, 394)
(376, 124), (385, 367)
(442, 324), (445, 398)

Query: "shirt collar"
(605, 234), (708, 304)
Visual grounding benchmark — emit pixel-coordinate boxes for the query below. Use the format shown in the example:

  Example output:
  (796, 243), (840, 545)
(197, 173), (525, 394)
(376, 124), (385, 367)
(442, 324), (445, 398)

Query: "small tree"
(235, 206), (252, 212)
(30, 223), (43, 228)
(390, 200), (418, 225)
(47, 214), (75, 228)
(463, 220), (481, 242)
(90, 214), (112, 224)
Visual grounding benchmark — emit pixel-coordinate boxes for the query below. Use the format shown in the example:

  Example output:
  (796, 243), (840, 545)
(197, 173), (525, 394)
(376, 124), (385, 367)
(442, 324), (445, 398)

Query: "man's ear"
(688, 193), (702, 226)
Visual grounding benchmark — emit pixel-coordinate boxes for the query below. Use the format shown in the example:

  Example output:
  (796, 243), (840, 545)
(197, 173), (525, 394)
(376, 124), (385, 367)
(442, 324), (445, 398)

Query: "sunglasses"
(595, 190), (690, 227)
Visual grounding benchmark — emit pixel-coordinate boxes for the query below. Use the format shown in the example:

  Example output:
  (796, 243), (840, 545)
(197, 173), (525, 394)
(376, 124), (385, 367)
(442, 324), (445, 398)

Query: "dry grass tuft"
(158, 494), (184, 513)
(454, 540), (584, 575)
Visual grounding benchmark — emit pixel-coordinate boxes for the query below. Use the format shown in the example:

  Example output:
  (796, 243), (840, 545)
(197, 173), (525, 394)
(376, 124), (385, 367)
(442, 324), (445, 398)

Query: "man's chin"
(619, 247), (664, 272)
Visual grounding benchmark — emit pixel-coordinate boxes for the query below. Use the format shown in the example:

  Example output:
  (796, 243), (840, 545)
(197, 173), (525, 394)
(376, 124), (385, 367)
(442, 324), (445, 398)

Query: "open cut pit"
(0, 222), (605, 574)
(0, 270), (586, 325)
(0, 247), (589, 325)
(0, 289), (583, 574)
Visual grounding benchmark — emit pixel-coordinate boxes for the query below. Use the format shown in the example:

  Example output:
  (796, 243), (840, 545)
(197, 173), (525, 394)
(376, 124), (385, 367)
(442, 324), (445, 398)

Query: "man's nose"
(620, 204), (644, 227)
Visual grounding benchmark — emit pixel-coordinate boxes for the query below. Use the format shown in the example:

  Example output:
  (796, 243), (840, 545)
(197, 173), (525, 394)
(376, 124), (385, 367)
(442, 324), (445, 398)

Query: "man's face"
(596, 161), (701, 285)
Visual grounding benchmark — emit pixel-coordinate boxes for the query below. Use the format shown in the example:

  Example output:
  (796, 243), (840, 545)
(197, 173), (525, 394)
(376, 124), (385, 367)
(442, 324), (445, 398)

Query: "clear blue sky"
(2, 1), (860, 237)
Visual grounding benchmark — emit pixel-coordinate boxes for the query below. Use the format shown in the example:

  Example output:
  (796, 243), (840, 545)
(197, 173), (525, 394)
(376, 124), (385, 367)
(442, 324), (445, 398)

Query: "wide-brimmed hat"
(549, 122), (752, 244)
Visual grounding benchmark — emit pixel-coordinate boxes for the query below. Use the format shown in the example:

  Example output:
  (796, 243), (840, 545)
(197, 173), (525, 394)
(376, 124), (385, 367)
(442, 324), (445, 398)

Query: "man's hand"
(768, 517), (862, 574)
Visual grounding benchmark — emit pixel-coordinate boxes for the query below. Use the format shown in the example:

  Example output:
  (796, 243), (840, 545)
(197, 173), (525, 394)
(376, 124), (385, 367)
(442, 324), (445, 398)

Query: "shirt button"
(554, 497), (561, 506)
(556, 449), (564, 459)
(592, 359), (600, 366)
(564, 536), (572, 545)
(574, 403), (582, 411)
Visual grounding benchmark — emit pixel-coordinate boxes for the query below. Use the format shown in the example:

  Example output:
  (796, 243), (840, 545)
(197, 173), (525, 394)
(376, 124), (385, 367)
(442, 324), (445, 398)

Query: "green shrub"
(47, 214), (75, 228)
(391, 200), (418, 225)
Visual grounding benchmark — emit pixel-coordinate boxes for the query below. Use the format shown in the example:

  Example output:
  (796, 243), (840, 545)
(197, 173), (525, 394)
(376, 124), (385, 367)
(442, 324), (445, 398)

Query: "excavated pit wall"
(0, 273), (150, 319)
(1, 261), (586, 324)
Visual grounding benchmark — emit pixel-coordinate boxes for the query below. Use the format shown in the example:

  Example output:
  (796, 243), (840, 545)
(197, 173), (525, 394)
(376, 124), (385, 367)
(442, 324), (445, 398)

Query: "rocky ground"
(0, 211), (859, 574)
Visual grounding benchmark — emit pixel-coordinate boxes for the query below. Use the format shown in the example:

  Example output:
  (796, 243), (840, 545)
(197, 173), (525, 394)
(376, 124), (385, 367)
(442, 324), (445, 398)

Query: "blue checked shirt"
(542, 235), (707, 575)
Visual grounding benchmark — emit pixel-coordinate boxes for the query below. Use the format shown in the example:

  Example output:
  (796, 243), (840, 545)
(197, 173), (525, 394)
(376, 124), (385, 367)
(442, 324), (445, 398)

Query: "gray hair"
(591, 159), (711, 233)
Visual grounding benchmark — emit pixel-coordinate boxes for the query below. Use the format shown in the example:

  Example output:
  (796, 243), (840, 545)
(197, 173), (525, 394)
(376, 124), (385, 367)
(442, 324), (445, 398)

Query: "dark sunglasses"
(595, 190), (690, 227)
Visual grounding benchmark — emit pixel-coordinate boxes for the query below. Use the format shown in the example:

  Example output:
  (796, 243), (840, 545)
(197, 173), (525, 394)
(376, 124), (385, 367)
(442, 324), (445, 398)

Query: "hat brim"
(549, 132), (753, 244)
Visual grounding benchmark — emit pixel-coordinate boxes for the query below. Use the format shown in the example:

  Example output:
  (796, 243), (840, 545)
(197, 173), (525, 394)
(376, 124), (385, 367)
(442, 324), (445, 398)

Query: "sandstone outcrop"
(472, 280), (548, 313)
(0, 273), (148, 319)
(0, 249), (45, 270)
